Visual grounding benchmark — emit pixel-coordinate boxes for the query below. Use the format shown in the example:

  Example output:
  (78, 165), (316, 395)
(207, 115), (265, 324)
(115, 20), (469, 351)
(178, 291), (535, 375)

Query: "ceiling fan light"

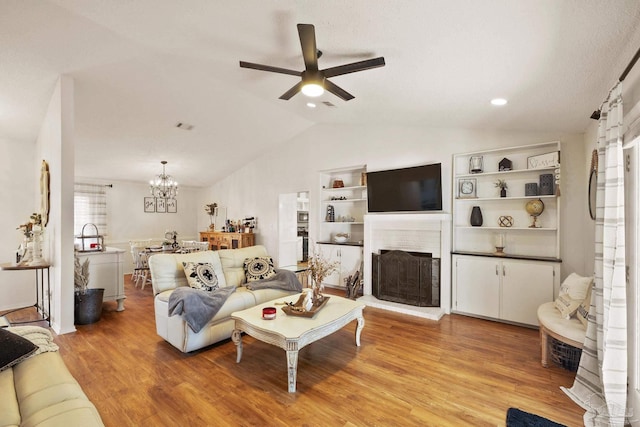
(301, 83), (324, 97)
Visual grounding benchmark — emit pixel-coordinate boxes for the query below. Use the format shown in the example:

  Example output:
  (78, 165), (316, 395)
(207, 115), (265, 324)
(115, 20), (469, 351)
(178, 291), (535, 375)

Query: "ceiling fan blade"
(279, 81), (305, 100)
(322, 57), (385, 78)
(324, 79), (355, 101)
(239, 61), (300, 76)
(297, 24), (318, 72)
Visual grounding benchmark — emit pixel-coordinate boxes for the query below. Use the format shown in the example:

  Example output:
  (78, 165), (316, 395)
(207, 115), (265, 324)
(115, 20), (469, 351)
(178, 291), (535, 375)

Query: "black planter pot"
(500, 188), (507, 198)
(470, 206), (483, 226)
(74, 288), (105, 325)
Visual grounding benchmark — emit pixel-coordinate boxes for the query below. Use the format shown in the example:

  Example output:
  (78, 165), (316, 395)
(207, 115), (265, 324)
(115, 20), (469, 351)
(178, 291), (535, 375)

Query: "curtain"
(74, 183), (108, 237)
(562, 82), (627, 426)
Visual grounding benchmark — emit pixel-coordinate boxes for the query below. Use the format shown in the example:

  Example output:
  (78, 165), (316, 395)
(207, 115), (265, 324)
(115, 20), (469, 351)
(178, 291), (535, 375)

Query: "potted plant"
(74, 253), (104, 325)
(495, 179), (508, 198)
(204, 203), (217, 230)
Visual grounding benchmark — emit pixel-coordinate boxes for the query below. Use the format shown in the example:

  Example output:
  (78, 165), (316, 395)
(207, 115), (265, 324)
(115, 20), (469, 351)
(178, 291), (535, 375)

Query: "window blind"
(74, 183), (108, 237)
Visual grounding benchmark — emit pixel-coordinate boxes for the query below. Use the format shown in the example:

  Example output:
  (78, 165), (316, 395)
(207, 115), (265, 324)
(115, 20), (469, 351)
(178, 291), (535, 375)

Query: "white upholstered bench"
(537, 302), (587, 367)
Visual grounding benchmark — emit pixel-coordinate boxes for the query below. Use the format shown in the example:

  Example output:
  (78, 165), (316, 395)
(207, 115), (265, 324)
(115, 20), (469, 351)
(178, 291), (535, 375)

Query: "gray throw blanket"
(245, 269), (303, 292)
(168, 270), (302, 333)
(168, 286), (236, 333)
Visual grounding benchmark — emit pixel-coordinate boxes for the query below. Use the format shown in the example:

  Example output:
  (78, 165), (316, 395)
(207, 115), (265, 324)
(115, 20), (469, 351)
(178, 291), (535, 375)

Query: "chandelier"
(149, 161), (178, 199)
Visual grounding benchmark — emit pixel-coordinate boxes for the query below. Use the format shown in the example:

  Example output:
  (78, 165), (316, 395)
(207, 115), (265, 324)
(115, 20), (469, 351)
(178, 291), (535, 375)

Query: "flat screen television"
(366, 163), (442, 212)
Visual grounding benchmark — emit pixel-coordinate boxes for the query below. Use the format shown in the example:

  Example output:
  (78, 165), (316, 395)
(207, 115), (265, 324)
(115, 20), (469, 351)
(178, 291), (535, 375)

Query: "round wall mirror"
(588, 149), (597, 220)
(588, 169), (597, 220)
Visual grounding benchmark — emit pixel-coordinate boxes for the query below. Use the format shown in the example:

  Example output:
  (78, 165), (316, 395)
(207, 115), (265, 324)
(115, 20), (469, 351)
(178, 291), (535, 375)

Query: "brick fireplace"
(362, 213), (451, 320)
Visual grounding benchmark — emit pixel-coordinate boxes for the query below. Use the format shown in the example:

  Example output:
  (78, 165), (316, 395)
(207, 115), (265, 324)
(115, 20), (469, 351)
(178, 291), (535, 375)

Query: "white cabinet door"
(318, 245), (341, 287)
(338, 245), (362, 287)
(501, 259), (555, 325)
(453, 255), (500, 318)
(317, 244), (363, 288)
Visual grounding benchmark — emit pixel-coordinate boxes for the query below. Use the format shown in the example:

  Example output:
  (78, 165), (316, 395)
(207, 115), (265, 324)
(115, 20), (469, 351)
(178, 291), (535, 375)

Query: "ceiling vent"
(175, 122), (194, 130)
(322, 101), (336, 108)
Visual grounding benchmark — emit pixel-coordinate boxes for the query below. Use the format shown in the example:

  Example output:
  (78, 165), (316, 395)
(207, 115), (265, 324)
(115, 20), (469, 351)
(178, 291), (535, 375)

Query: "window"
(74, 183), (107, 237)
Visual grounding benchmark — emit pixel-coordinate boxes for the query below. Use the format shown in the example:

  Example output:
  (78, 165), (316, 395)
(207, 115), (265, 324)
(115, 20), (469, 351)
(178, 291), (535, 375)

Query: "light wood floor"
(6, 277), (584, 426)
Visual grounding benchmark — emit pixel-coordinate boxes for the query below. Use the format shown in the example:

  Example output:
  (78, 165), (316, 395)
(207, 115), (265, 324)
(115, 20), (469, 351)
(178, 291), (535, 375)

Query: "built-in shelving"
(452, 141), (561, 260)
(318, 165), (367, 288)
(451, 141), (562, 326)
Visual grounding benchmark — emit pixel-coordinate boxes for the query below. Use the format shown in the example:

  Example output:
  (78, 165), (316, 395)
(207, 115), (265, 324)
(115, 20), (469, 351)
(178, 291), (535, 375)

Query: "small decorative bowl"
(262, 307), (277, 320)
(334, 236), (348, 243)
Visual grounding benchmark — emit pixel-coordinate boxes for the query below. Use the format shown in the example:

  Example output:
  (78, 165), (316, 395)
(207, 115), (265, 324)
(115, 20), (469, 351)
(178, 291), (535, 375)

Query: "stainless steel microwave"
(297, 211), (309, 222)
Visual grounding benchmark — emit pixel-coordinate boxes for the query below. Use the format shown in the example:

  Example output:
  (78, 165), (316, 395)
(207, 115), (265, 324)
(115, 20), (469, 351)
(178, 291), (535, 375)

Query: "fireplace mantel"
(361, 213), (451, 320)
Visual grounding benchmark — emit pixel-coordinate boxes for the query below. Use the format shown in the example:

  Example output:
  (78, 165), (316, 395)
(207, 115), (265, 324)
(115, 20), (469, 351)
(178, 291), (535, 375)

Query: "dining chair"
(129, 240), (152, 287)
(181, 240), (196, 249)
(131, 247), (152, 289)
(194, 241), (209, 251)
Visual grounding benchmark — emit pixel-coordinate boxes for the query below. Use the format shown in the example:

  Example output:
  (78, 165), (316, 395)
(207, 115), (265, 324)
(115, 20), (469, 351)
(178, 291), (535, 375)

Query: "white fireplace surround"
(361, 213), (451, 320)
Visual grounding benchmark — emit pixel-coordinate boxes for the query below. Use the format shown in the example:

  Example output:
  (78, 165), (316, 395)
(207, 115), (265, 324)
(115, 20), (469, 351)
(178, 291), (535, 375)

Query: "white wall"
(35, 75), (76, 334)
(200, 123), (589, 279)
(0, 138), (37, 310)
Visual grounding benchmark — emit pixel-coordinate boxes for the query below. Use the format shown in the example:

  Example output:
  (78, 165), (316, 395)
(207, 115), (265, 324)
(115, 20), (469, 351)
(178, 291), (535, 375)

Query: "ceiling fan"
(239, 23), (385, 101)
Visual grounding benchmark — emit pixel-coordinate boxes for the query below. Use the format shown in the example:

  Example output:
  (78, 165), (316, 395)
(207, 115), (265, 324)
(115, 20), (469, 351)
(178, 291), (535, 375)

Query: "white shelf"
(456, 166), (557, 179)
(322, 185), (366, 192)
(322, 198), (367, 203)
(455, 195), (557, 202)
(322, 221), (364, 225)
(456, 226), (557, 231)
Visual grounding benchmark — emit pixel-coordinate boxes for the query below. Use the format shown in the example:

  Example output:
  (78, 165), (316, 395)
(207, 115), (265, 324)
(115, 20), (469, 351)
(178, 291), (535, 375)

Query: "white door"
(453, 256), (500, 318)
(501, 259), (555, 326)
(278, 193), (298, 268)
(625, 140), (640, 424)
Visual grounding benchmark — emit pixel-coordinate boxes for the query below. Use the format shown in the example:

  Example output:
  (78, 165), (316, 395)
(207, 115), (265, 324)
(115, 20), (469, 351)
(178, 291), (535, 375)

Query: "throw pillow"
(0, 328), (38, 372)
(554, 293), (582, 319)
(558, 273), (593, 300)
(576, 282), (593, 327)
(182, 262), (219, 292)
(554, 273), (594, 319)
(244, 256), (277, 282)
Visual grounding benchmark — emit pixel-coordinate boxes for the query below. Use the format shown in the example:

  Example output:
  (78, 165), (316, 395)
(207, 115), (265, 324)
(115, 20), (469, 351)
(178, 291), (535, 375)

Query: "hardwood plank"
(9, 276), (583, 426)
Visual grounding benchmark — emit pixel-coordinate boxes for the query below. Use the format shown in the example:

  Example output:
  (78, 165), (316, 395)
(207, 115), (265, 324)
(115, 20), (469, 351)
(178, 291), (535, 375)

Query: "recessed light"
(306, 102), (317, 108)
(491, 98), (508, 106)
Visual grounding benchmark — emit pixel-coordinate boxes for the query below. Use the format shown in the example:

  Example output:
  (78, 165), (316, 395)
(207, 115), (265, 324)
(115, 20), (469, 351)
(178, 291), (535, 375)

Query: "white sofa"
(149, 245), (299, 353)
(0, 351), (104, 426)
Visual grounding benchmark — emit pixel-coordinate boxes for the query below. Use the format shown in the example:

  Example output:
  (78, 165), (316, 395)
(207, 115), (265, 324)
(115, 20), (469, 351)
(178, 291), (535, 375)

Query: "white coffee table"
(231, 294), (365, 392)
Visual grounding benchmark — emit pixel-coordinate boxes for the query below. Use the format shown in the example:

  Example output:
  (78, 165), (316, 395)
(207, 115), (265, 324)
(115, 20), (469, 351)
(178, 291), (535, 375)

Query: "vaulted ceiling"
(2, 1), (640, 187)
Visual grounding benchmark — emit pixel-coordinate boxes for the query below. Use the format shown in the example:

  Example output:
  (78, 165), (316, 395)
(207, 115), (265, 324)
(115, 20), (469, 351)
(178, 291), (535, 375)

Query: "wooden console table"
(199, 231), (255, 251)
(0, 263), (51, 326)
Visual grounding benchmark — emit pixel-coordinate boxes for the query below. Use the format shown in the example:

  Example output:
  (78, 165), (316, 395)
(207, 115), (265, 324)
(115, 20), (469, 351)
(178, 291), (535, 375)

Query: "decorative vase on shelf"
(500, 188), (507, 198)
(18, 236), (32, 265)
(470, 206), (483, 227)
(29, 230), (47, 266)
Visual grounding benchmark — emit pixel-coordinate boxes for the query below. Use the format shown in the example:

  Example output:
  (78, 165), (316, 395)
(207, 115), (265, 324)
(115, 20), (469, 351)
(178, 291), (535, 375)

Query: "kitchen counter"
(76, 247), (126, 311)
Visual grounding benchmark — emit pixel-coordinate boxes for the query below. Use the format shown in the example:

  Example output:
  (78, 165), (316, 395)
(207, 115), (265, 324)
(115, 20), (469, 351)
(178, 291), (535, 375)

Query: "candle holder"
(494, 233), (506, 256)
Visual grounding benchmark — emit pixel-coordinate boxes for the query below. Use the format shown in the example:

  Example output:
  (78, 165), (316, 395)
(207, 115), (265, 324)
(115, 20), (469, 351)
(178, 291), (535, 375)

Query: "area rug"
(506, 408), (566, 427)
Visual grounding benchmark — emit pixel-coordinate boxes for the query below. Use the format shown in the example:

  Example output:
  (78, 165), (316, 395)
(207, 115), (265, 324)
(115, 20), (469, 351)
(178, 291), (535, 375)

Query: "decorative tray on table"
(281, 294), (330, 318)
